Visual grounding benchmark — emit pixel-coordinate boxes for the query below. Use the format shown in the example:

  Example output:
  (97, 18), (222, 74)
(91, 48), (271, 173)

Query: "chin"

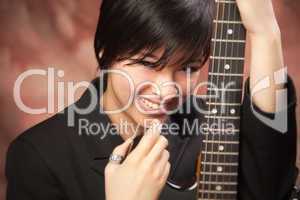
(140, 113), (168, 125)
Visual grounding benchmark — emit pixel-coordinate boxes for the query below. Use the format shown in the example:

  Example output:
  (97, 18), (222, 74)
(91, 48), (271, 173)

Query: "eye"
(137, 60), (157, 67)
(127, 58), (158, 68)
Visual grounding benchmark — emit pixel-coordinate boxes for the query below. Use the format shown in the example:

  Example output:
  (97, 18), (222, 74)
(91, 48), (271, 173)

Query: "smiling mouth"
(136, 96), (166, 115)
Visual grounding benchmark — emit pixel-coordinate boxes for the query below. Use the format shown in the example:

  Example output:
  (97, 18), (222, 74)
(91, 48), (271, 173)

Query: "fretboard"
(197, 0), (246, 199)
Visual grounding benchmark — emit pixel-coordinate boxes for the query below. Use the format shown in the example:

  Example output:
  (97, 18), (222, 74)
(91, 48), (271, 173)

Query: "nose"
(157, 83), (178, 104)
(154, 74), (179, 105)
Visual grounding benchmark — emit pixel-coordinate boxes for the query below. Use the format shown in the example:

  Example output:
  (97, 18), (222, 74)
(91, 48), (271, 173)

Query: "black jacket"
(5, 76), (298, 200)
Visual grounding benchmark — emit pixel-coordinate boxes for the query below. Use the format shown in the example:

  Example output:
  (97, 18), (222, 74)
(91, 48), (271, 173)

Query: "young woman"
(5, 0), (297, 200)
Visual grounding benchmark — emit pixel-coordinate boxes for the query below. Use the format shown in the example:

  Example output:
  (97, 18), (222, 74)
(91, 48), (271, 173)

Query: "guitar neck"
(197, 0), (246, 199)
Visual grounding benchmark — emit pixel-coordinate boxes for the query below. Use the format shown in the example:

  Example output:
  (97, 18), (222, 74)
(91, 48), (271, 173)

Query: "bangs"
(95, 0), (214, 70)
(123, 29), (212, 69)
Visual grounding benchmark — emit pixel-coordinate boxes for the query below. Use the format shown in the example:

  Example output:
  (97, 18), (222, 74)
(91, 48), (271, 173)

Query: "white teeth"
(141, 98), (160, 110)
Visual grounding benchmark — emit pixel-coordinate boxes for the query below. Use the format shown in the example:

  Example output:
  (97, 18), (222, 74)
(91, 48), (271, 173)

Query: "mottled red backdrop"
(0, 1), (299, 199)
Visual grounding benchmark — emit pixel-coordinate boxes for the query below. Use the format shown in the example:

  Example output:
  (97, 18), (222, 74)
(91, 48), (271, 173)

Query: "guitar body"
(197, 0), (246, 199)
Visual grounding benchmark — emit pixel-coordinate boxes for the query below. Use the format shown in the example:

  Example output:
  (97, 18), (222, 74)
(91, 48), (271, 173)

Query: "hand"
(236, 0), (280, 37)
(104, 120), (170, 200)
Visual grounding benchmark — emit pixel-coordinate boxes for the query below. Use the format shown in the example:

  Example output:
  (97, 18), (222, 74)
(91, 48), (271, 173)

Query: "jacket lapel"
(70, 76), (125, 175)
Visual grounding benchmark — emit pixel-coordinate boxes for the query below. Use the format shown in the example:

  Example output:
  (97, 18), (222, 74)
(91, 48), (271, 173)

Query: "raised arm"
(236, 0), (284, 113)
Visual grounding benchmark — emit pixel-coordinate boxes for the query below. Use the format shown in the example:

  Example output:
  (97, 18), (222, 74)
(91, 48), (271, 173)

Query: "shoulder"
(13, 108), (73, 154)
(5, 112), (70, 199)
(6, 102), (85, 174)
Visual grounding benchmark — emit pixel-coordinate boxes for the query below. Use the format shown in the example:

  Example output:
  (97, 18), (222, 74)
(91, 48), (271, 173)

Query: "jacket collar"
(71, 76), (142, 175)
(70, 76), (204, 177)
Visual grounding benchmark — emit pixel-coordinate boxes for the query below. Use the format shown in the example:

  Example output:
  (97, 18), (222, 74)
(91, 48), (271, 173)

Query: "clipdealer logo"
(13, 67), (289, 134)
(250, 67), (288, 133)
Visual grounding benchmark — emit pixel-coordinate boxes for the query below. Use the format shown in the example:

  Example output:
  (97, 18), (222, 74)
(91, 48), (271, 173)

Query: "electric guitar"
(196, 0), (246, 199)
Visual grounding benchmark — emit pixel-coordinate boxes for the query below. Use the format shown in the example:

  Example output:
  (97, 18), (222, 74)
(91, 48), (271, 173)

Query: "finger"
(145, 135), (168, 164)
(152, 149), (170, 178)
(112, 138), (134, 157)
(106, 138), (133, 170)
(130, 119), (162, 159)
(159, 162), (171, 186)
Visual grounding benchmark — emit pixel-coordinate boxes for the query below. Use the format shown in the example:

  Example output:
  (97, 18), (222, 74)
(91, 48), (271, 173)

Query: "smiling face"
(102, 48), (203, 127)
(96, 0), (214, 131)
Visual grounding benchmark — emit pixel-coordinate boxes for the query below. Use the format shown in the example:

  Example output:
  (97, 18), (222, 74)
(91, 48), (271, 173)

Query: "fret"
(198, 194), (237, 199)
(198, 190), (237, 194)
(210, 56), (244, 60)
(200, 172), (238, 176)
(211, 38), (245, 43)
(204, 115), (240, 120)
(207, 99), (242, 105)
(198, 193), (238, 200)
(203, 128), (240, 133)
(207, 88), (242, 92)
(208, 104), (240, 112)
(207, 73), (243, 83)
(202, 129), (240, 137)
(206, 102), (241, 106)
(198, 193), (237, 199)
(201, 162), (238, 166)
(197, 199), (219, 200)
(208, 72), (243, 77)
(213, 20), (242, 24)
(215, 0), (235, 4)
(197, 199), (231, 200)
(203, 140), (239, 144)
(201, 151), (239, 156)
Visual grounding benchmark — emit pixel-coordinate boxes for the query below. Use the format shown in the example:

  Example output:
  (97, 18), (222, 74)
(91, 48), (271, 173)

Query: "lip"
(138, 95), (161, 104)
(136, 96), (166, 115)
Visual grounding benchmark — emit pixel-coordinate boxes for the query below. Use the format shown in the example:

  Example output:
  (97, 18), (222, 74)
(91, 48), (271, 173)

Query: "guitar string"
(226, 2), (245, 197)
(199, 0), (221, 199)
(211, 1), (227, 199)
(219, 1), (232, 199)
(227, 2), (239, 198)
(214, 1), (244, 198)
(232, 3), (244, 196)
(207, 1), (225, 199)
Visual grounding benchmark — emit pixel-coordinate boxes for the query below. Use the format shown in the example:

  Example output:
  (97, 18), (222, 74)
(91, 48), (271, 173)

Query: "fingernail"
(151, 119), (161, 127)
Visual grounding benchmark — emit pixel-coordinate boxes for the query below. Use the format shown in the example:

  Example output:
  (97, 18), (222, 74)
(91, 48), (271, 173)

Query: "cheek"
(110, 66), (150, 107)
(110, 73), (133, 106)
